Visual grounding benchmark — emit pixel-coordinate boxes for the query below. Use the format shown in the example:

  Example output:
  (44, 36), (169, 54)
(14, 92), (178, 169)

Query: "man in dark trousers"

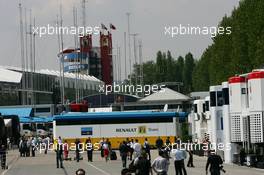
(239, 148), (246, 166)
(144, 138), (151, 160)
(119, 141), (129, 168)
(85, 138), (93, 162)
(0, 145), (7, 169)
(187, 150), (194, 167)
(55, 143), (63, 168)
(75, 139), (81, 162)
(206, 151), (223, 175)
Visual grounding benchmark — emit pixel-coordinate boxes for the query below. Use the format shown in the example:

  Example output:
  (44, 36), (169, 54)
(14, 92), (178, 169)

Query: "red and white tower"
(100, 31), (113, 85)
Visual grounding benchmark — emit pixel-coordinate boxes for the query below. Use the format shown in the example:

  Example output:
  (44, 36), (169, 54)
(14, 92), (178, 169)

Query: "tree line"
(129, 0), (264, 93)
(129, 51), (195, 94)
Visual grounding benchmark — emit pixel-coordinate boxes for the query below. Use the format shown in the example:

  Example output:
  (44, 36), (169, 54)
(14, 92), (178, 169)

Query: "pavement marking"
(84, 161), (111, 175)
(62, 167), (69, 175)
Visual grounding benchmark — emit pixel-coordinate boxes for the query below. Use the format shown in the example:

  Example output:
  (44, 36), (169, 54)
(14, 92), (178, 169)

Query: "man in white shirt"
(133, 139), (142, 158)
(129, 139), (135, 160)
(151, 150), (170, 175)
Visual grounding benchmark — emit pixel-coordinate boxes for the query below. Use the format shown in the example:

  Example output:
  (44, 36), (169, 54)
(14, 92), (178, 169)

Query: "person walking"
(143, 138), (151, 160)
(46, 136), (51, 153)
(129, 139), (135, 160)
(19, 137), (24, 157)
(134, 151), (152, 175)
(58, 136), (62, 144)
(205, 151), (223, 175)
(85, 138), (93, 162)
(155, 137), (163, 150)
(31, 137), (37, 157)
(239, 148), (246, 166)
(126, 138), (131, 160)
(165, 137), (171, 147)
(63, 140), (69, 160)
(26, 137), (31, 157)
(0, 145), (7, 169)
(75, 139), (81, 162)
(165, 137), (171, 154)
(55, 143), (63, 168)
(171, 144), (187, 175)
(187, 150), (194, 167)
(151, 150), (170, 175)
(100, 138), (105, 159)
(133, 139), (142, 159)
(119, 141), (129, 168)
(103, 139), (110, 162)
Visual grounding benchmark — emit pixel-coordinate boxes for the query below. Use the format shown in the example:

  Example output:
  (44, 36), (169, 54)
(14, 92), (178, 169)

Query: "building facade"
(0, 67), (103, 106)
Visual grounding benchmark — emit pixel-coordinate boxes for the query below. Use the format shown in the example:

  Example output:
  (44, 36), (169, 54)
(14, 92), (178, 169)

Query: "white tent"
(0, 68), (22, 83)
(140, 88), (191, 102)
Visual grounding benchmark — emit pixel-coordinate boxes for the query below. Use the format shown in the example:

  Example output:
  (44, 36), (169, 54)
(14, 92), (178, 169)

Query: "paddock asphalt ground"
(1, 150), (264, 175)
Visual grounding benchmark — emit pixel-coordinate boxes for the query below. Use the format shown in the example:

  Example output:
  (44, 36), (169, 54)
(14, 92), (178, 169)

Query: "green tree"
(183, 53), (195, 93)
(166, 51), (174, 82)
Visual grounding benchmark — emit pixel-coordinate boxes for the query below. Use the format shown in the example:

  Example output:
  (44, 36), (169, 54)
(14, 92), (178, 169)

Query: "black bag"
(128, 160), (136, 173)
(110, 151), (117, 160)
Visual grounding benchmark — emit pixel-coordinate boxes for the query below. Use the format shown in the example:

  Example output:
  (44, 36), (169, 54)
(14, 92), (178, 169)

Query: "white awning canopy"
(0, 68), (22, 83)
(140, 88), (191, 102)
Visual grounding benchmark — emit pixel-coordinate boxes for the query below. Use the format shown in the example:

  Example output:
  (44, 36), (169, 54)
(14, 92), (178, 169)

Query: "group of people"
(119, 138), (151, 169)
(120, 137), (224, 175)
(55, 137), (113, 168)
(119, 137), (172, 175)
(18, 135), (52, 157)
(48, 136), (225, 175)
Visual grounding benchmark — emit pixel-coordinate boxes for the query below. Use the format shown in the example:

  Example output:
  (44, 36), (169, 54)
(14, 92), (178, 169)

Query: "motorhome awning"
(0, 108), (33, 118)
(19, 116), (53, 123)
(0, 68), (22, 83)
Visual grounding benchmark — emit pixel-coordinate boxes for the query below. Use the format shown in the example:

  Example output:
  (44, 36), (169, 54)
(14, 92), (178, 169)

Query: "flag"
(110, 23), (116, 30)
(101, 23), (108, 30)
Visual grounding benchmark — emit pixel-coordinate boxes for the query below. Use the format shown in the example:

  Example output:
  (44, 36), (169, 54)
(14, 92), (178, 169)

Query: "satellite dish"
(163, 104), (168, 112)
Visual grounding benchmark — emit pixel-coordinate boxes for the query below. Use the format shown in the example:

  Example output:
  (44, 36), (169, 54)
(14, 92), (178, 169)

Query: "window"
(210, 91), (216, 107)
(56, 117), (173, 126)
(217, 91), (223, 106)
(222, 88), (229, 105)
(203, 103), (206, 113)
(205, 101), (210, 111)
(37, 124), (45, 130)
(194, 104), (198, 113)
(241, 88), (247, 94)
(221, 117), (223, 130)
(36, 108), (51, 113)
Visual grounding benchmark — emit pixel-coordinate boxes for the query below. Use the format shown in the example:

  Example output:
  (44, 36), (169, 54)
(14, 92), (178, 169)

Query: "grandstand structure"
(0, 66), (103, 106)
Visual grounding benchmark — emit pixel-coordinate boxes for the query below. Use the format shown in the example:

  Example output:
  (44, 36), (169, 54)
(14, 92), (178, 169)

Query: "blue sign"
(81, 127), (93, 135)
(63, 52), (88, 61)
(64, 64), (88, 72)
